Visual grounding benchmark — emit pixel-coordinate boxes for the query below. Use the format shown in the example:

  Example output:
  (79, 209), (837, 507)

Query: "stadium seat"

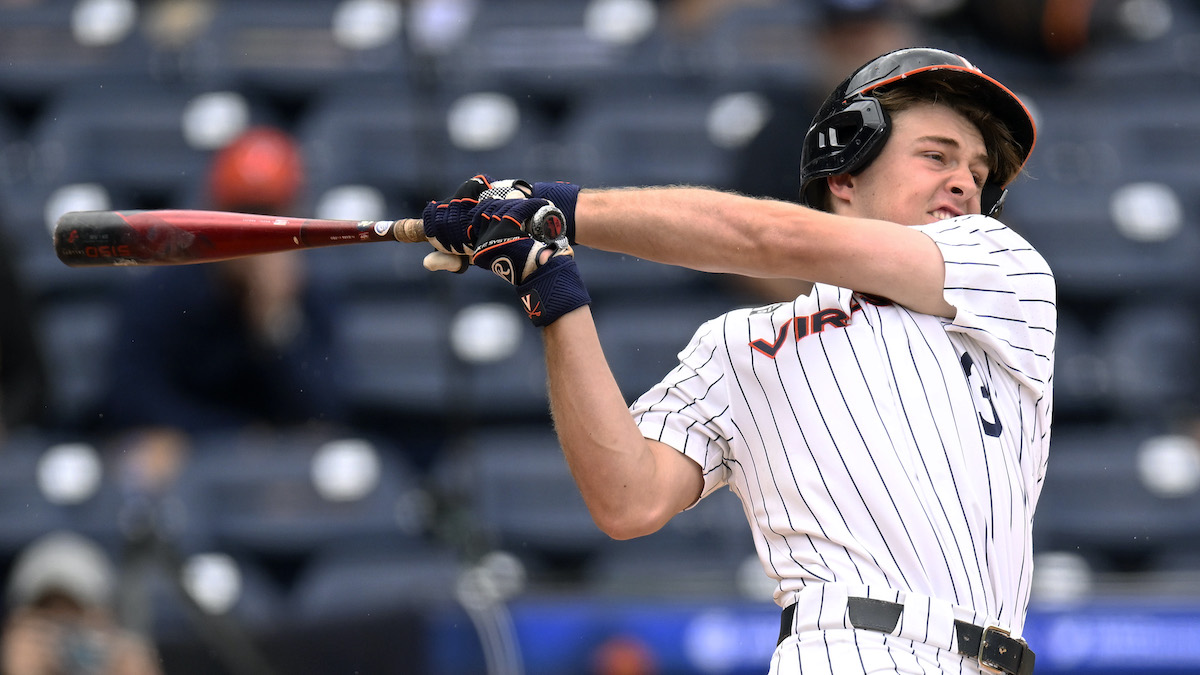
(130, 550), (288, 644)
(559, 88), (741, 189)
(669, 1), (821, 89)
(183, 1), (406, 94)
(30, 81), (210, 199)
(0, 0), (154, 100)
(1002, 87), (1200, 297)
(592, 296), (737, 402)
(434, 1), (647, 102)
(331, 296), (456, 418)
(1034, 425), (1200, 567)
(0, 431), (126, 559)
(171, 432), (431, 560)
(1097, 301), (1200, 422)
(34, 297), (123, 430)
(1051, 308), (1111, 422)
(296, 78), (440, 215)
(289, 539), (463, 623)
(433, 425), (609, 573)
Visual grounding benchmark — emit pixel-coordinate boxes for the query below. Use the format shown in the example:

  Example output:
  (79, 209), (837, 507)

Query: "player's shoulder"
(917, 213), (1027, 246)
(918, 214), (1051, 270)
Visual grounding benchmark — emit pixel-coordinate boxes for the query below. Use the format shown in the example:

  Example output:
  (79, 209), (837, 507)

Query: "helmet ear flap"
(982, 183), (1008, 217)
(799, 97), (890, 208)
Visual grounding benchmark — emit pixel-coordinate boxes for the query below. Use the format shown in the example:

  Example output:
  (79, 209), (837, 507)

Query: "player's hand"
(421, 175), (532, 273)
(428, 191), (588, 326)
(472, 206), (591, 326)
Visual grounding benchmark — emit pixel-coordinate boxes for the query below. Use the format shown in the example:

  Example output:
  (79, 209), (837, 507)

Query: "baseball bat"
(53, 209), (427, 267)
(53, 205), (564, 267)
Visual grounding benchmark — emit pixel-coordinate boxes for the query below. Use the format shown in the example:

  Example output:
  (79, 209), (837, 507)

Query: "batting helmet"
(799, 47), (1036, 216)
(209, 126), (305, 214)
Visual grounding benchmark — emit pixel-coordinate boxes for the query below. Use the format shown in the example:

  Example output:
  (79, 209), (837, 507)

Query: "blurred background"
(0, 0), (1198, 673)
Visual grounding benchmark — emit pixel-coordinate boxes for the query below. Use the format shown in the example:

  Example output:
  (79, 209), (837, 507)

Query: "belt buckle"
(978, 625), (1024, 674)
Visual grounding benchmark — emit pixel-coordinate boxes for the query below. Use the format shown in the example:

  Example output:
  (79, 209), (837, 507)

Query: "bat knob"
(526, 203), (565, 243)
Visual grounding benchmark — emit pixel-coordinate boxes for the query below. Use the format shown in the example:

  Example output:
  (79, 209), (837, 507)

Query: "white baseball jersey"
(631, 215), (1055, 656)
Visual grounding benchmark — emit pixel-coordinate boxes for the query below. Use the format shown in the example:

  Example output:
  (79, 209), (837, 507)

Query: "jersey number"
(960, 352), (1002, 438)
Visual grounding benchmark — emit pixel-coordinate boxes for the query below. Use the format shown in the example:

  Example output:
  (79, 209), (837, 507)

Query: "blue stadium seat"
(592, 296), (737, 402)
(664, 1), (821, 89)
(434, 1), (644, 100)
(183, 1), (407, 94)
(331, 296), (456, 417)
(296, 78), (439, 215)
(30, 81), (210, 199)
(559, 88), (741, 189)
(132, 551), (288, 644)
(1034, 425), (1200, 566)
(0, 431), (126, 559)
(289, 540), (462, 623)
(302, 239), (438, 299)
(171, 432), (430, 559)
(34, 297), (123, 429)
(1003, 87), (1200, 297)
(1064, 0), (1200, 90)
(1097, 301), (1200, 422)
(442, 308), (552, 422)
(297, 79), (556, 211)
(1051, 308), (1111, 421)
(0, 1), (155, 99)
(434, 425), (609, 569)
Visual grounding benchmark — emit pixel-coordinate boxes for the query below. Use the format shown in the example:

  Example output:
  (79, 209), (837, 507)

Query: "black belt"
(778, 597), (1035, 675)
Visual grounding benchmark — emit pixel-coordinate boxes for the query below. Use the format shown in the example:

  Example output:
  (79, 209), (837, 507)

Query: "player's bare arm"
(574, 187), (954, 317)
(542, 308), (703, 539)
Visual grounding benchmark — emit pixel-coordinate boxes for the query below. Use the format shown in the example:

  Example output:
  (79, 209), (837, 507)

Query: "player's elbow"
(594, 515), (661, 541)
(589, 502), (673, 541)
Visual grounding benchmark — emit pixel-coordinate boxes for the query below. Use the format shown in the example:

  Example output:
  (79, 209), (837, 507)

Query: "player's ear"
(826, 173), (855, 203)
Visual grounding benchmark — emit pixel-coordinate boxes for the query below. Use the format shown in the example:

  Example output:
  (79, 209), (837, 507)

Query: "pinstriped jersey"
(631, 214), (1055, 635)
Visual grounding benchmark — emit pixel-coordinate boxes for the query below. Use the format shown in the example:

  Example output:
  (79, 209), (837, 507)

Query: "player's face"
(832, 103), (990, 225)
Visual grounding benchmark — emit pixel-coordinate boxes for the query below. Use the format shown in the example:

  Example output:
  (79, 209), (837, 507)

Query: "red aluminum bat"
(53, 209), (430, 267)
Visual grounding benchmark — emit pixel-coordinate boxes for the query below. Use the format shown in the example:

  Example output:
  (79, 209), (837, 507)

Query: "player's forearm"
(574, 187), (787, 276)
(574, 186), (952, 315)
(541, 308), (690, 539)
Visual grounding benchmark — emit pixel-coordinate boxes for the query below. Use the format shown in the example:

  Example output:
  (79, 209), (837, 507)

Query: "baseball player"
(421, 47), (1052, 675)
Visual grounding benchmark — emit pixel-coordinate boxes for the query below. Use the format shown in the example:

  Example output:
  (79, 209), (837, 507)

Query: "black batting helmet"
(798, 47), (1036, 216)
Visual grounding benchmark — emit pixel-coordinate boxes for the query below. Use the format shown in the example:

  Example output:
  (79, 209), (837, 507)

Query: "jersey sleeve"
(629, 314), (736, 498)
(917, 215), (1056, 396)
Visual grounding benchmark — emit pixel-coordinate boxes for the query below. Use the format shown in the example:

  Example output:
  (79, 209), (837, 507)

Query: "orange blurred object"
(209, 126), (304, 213)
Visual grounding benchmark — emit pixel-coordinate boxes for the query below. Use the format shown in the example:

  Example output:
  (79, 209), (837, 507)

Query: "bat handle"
(393, 218), (426, 243)
(391, 205), (565, 245)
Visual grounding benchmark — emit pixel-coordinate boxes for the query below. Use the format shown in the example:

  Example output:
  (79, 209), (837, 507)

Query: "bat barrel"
(55, 210), (148, 267)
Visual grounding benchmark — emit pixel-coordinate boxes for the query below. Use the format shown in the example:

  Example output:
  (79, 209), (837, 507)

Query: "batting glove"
(421, 175), (532, 272)
(469, 199), (591, 327)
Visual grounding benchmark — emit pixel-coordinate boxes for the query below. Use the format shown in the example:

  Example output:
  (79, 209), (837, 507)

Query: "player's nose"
(946, 168), (982, 212)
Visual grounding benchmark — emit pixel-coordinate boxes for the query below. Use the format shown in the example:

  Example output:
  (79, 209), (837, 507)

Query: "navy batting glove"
(422, 175), (533, 257)
(531, 181), (580, 244)
(469, 199), (591, 327)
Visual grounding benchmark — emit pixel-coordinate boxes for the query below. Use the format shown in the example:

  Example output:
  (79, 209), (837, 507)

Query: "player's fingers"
(423, 251), (469, 274)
